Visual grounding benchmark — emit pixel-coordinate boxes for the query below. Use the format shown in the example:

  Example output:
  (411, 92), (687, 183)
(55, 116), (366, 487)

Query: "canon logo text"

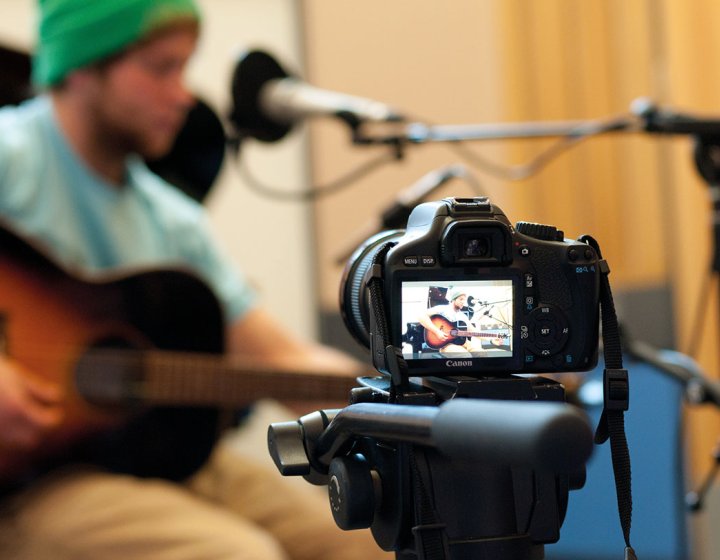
(445, 359), (473, 367)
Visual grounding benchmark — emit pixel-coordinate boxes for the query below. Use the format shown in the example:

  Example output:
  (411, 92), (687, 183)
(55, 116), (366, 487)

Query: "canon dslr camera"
(341, 196), (601, 377)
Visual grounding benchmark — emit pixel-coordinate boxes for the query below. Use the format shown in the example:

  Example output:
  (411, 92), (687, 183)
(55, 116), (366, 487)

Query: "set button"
(522, 305), (569, 356)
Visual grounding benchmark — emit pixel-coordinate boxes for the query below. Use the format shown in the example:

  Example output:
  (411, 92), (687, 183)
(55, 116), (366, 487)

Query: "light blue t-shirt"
(0, 95), (255, 323)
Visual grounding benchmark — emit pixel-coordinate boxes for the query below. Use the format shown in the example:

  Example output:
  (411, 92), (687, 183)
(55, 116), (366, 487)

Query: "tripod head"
(268, 374), (593, 559)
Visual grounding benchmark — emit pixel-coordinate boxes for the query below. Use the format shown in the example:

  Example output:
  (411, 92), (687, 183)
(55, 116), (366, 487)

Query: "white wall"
(0, 0), (316, 338)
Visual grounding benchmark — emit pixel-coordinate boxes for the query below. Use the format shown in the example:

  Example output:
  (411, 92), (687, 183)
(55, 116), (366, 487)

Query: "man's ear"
(59, 66), (111, 103)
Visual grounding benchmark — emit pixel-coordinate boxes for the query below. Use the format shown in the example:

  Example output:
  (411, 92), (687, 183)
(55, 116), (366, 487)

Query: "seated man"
(0, 1), (390, 559)
(418, 288), (504, 356)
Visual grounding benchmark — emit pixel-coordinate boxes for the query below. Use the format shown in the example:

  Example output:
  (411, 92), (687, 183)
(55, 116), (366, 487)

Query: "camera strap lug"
(384, 344), (409, 389)
(580, 234), (637, 559)
(366, 241), (409, 389)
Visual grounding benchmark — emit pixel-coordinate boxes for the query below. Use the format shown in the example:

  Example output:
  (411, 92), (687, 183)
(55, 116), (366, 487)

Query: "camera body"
(341, 196), (601, 377)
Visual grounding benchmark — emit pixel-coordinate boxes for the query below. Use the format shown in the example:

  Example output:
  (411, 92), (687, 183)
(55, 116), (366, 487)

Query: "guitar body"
(0, 225), (225, 483)
(424, 315), (471, 349)
(423, 314), (508, 350)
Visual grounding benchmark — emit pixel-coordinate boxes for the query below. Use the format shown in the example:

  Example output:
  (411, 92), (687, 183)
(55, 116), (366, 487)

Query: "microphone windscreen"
(229, 49), (293, 143)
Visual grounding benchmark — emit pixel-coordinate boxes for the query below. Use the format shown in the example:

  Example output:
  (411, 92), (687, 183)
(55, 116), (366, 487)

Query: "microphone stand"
(686, 440), (720, 513)
(621, 331), (720, 513)
(403, 117), (634, 143)
(350, 97), (720, 142)
(348, 106), (638, 152)
(633, 100), (720, 343)
(623, 336), (720, 408)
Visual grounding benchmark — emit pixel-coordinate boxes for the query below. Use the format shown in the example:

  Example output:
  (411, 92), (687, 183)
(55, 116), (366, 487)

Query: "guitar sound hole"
(75, 337), (146, 406)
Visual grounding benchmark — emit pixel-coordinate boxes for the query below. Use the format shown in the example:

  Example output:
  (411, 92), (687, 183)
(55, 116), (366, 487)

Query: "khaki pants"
(0, 409), (394, 560)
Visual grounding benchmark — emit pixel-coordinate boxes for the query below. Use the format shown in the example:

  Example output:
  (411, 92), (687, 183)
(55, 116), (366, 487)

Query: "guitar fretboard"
(76, 349), (359, 407)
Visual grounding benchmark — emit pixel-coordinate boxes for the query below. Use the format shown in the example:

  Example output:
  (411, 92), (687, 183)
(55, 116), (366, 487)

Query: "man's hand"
(433, 328), (450, 342)
(0, 358), (64, 452)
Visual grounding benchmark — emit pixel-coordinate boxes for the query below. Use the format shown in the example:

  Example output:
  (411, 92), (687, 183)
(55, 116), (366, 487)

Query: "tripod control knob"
(328, 454), (376, 530)
(267, 421), (311, 476)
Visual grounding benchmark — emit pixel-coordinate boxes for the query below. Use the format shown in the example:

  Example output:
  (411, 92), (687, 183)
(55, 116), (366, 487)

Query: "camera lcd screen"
(400, 279), (514, 362)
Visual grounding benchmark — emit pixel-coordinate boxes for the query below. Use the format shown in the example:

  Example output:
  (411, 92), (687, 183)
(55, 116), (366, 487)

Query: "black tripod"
(268, 374), (593, 560)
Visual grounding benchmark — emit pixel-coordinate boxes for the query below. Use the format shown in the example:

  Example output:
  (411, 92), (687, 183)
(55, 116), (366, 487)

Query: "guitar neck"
(454, 331), (506, 338)
(76, 349), (359, 407)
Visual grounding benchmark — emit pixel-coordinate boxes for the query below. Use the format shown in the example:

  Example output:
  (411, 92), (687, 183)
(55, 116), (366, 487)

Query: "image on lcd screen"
(401, 279), (513, 360)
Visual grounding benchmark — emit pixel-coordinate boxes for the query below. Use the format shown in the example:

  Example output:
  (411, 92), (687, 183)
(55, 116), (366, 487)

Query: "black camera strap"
(367, 241), (410, 391)
(409, 448), (451, 560)
(367, 242), (452, 559)
(580, 235), (637, 560)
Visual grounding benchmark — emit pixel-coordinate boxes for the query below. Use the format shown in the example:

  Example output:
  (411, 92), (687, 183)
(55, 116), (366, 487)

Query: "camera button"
(518, 245), (531, 257)
(403, 256), (419, 266)
(536, 324), (554, 339)
(525, 306), (569, 356)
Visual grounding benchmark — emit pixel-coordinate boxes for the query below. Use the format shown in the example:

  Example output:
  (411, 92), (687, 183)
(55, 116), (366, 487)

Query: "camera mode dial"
(515, 221), (563, 242)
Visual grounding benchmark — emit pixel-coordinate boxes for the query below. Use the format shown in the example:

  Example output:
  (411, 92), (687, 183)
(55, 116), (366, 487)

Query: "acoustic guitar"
(424, 314), (510, 349)
(0, 224), (359, 484)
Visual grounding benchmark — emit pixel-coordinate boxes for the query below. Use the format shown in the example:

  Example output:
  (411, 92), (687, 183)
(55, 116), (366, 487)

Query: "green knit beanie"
(33, 0), (201, 87)
(446, 288), (467, 303)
